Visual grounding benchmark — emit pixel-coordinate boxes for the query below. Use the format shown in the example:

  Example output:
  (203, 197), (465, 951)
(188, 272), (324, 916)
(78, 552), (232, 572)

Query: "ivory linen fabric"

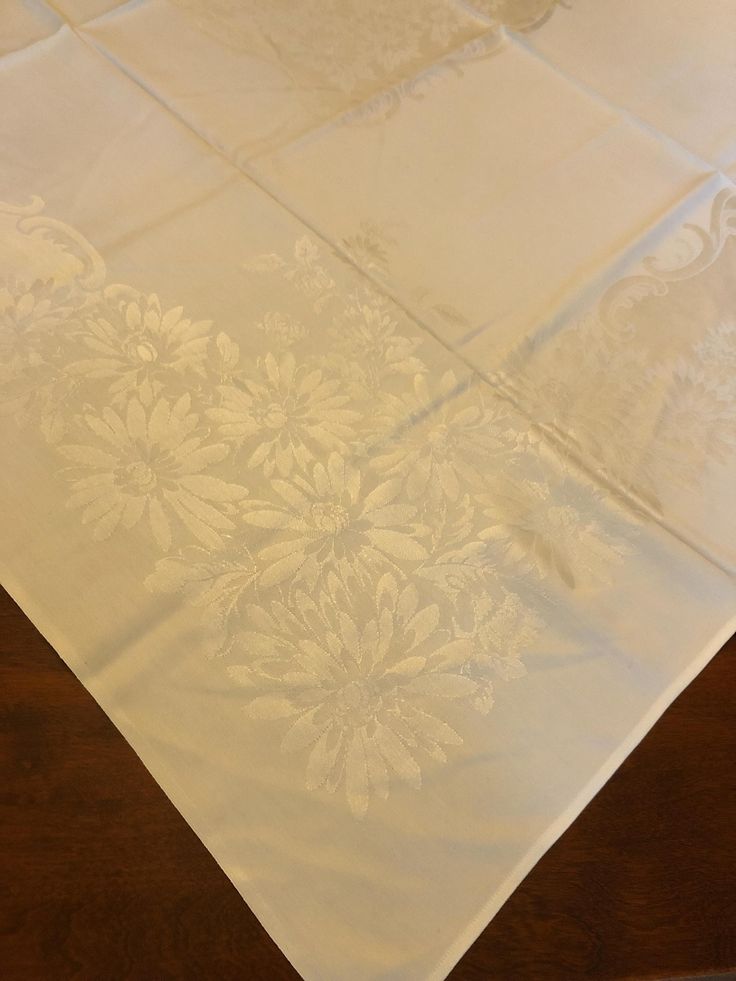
(2, 2), (735, 979)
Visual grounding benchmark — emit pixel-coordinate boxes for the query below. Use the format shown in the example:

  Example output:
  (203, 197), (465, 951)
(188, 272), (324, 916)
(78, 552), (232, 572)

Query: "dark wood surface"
(1, 586), (734, 981)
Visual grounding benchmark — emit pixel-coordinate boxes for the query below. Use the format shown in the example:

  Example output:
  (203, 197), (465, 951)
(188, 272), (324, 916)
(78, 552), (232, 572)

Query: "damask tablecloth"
(2, 2), (735, 978)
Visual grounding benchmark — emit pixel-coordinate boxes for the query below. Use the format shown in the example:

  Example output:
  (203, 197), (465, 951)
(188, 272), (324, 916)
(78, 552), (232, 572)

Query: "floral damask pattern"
(169, 0), (481, 93)
(226, 580), (476, 818)
(1, 197), (644, 817)
(496, 191), (736, 518)
(71, 292), (213, 404)
(61, 395), (246, 550)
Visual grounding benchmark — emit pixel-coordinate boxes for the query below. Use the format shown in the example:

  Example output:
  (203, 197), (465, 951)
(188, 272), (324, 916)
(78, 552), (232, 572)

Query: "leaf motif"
(215, 331), (240, 369)
(405, 604), (439, 645)
(431, 639), (472, 669)
(259, 552), (305, 589)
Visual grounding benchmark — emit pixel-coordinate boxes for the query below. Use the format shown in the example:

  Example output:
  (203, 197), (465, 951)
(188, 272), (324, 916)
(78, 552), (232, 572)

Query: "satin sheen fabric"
(2, 3), (735, 979)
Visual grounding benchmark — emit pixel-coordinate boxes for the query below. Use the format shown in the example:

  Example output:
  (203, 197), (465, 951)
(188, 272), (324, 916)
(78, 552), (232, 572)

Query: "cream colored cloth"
(2, 3), (735, 979)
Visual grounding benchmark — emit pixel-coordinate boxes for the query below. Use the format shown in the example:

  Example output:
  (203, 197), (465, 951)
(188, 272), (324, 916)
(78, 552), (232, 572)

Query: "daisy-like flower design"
(0, 278), (83, 440)
(371, 372), (509, 503)
(71, 292), (213, 401)
(60, 394), (246, 550)
(480, 470), (629, 589)
(227, 577), (476, 818)
(0, 278), (74, 369)
(209, 351), (360, 477)
(243, 452), (429, 589)
(695, 321), (736, 384)
(653, 360), (736, 471)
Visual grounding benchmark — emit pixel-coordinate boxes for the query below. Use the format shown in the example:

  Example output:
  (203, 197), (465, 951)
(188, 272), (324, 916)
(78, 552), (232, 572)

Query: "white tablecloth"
(2, 2), (735, 978)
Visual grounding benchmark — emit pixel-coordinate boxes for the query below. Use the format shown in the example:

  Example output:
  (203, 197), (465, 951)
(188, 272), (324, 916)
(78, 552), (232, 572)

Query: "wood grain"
(1, 587), (734, 980)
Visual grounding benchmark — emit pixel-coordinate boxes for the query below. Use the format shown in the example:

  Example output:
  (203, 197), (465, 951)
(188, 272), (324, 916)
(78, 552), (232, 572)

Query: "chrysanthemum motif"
(171, 0), (475, 94)
(71, 292), (212, 401)
(60, 394), (246, 550)
(0, 278), (73, 367)
(695, 321), (736, 385)
(243, 452), (429, 589)
(653, 360), (736, 471)
(480, 472), (629, 589)
(327, 292), (426, 395)
(371, 372), (510, 503)
(227, 578), (478, 818)
(0, 278), (81, 438)
(209, 351), (360, 477)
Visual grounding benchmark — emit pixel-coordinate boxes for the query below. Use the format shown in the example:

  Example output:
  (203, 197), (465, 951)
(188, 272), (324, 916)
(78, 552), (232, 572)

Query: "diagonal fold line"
(41, 9), (736, 582)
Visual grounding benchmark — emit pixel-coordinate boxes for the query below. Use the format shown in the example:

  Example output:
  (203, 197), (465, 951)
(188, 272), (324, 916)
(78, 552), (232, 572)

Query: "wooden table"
(1, 587), (734, 980)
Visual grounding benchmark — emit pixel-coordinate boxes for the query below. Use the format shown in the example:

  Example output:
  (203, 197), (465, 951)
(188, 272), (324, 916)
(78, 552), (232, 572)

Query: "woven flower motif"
(243, 452), (429, 589)
(371, 372), (510, 503)
(0, 278), (73, 367)
(653, 360), (736, 466)
(326, 292), (426, 395)
(244, 237), (335, 312)
(170, 0), (475, 93)
(209, 351), (360, 477)
(60, 394), (246, 550)
(695, 321), (736, 385)
(227, 578), (479, 818)
(480, 472), (628, 589)
(1, 201), (654, 824)
(453, 586), (540, 712)
(341, 223), (394, 276)
(255, 312), (307, 350)
(71, 292), (212, 401)
(0, 278), (83, 439)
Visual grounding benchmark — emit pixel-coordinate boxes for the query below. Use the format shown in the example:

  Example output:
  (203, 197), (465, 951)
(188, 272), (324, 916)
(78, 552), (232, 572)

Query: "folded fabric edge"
(428, 613), (736, 981)
(0, 568), (314, 981)
(3, 558), (735, 980)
